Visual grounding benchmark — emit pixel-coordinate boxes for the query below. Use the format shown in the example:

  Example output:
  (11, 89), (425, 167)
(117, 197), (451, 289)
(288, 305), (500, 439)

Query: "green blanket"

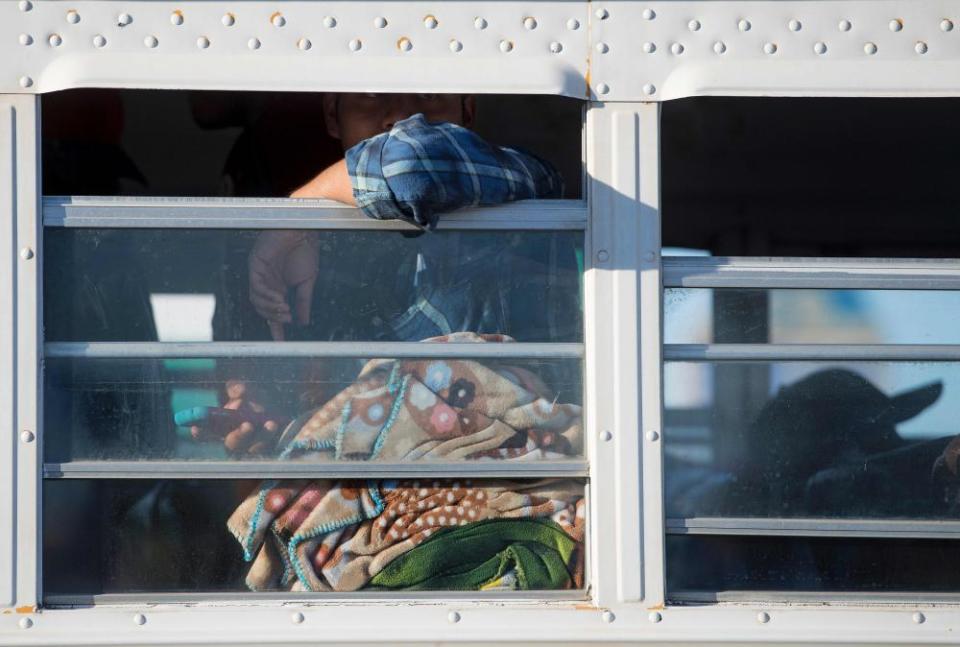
(369, 518), (577, 591)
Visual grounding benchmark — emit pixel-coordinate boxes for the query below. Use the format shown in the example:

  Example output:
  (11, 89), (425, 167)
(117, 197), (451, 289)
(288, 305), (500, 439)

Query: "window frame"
(6, 86), (960, 643)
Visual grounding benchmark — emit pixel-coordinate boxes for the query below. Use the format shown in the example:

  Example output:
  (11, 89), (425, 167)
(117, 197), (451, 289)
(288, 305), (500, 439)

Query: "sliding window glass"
(661, 97), (960, 601)
(40, 90), (588, 601)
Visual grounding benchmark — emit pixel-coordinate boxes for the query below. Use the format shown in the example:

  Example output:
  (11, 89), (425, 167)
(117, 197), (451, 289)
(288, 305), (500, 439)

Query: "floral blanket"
(277, 332), (582, 461)
(227, 332), (585, 592)
(228, 479), (585, 591)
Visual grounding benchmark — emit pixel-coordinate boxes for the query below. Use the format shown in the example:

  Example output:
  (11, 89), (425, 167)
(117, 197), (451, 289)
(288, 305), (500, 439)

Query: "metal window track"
(43, 589), (588, 607)
(668, 590), (960, 605)
(45, 341), (584, 360)
(664, 343), (960, 362)
(44, 460), (589, 480)
(663, 256), (960, 290)
(42, 196), (587, 231)
(667, 517), (960, 539)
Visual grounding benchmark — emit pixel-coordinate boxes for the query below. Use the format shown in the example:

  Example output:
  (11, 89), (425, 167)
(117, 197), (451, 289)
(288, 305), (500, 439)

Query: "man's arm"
(289, 159), (356, 203)
(347, 114), (564, 228)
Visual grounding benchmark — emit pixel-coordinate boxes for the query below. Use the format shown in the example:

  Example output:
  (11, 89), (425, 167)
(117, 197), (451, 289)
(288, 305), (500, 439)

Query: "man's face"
(323, 93), (476, 150)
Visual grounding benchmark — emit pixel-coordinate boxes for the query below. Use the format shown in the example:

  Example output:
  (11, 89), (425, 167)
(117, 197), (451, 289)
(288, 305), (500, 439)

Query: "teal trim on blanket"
(243, 479), (278, 562)
(370, 374), (410, 460)
(333, 400), (353, 460)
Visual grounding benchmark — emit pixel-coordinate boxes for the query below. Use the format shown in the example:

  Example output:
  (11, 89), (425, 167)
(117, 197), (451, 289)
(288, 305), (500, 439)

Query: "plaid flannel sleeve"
(345, 114), (564, 229)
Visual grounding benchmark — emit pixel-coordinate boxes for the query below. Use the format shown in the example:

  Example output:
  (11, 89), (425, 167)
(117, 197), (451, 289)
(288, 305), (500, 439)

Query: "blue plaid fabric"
(346, 114), (564, 229)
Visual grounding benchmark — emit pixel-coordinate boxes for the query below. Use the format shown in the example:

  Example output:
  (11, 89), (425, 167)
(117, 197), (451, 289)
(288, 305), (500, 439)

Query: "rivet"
(297, 38), (311, 51)
(642, 83), (656, 95)
(19, 617), (33, 630)
(144, 35), (158, 48)
(323, 16), (336, 29)
(248, 37), (261, 50)
(596, 42), (609, 53)
(688, 19), (701, 32)
(291, 612), (305, 625)
(941, 19), (954, 32)
(197, 36), (210, 49)
(66, 10), (80, 25)
(596, 8), (609, 20)
(500, 40), (513, 53)
(374, 17), (388, 29)
(764, 42), (777, 55)
(757, 611), (771, 624)
(93, 34), (106, 48)
(49, 33), (62, 47)
(424, 16), (438, 30)
(222, 14), (235, 27)
(602, 610), (616, 624)
(671, 42), (684, 55)
(643, 42), (656, 53)
(713, 41), (727, 54)
(644, 250), (657, 261)
(18, 1), (32, 12)
(597, 249), (610, 261)
(170, 11), (183, 26)
(916, 41), (928, 54)
(133, 613), (146, 626)
(839, 19), (852, 32)
(890, 19), (903, 32)
(649, 611), (663, 623)
(738, 19), (751, 32)
(646, 430), (659, 442)
(789, 20), (802, 32)
(448, 611), (461, 624)
(567, 18), (580, 30)
(272, 14), (286, 28)
(642, 9), (656, 21)
(450, 39), (463, 52)
(398, 37), (413, 52)
(524, 17), (538, 30)
(600, 430), (613, 442)
(814, 41), (827, 55)
(864, 42), (878, 55)
(913, 611), (926, 624)
(596, 83), (610, 95)
(19, 34), (33, 46)
(117, 13), (132, 27)
(549, 41), (562, 53)
(475, 17), (487, 30)
(349, 39), (362, 52)
(20, 430), (35, 443)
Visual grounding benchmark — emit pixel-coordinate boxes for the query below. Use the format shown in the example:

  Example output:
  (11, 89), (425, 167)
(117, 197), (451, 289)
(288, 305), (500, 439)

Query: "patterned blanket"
(277, 333), (582, 461)
(229, 479), (585, 591)
(227, 332), (585, 592)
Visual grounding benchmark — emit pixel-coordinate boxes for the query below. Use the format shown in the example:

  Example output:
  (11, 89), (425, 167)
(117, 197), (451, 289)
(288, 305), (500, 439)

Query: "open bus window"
(662, 98), (960, 258)
(41, 90), (584, 199)
(38, 89), (588, 600)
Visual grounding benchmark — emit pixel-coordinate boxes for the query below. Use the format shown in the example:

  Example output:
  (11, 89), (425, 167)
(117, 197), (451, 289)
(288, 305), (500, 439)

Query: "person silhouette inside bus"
(190, 93), (579, 455)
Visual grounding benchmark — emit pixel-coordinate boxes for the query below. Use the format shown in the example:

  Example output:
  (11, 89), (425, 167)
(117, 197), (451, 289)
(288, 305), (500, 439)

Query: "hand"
(248, 230), (319, 340)
(189, 381), (284, 456)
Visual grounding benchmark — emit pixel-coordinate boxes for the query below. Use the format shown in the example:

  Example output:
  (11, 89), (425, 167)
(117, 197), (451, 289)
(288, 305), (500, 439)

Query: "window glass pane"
(665, 361), (960, 518)
(666, 288), (960, 344)
(667, 535), (960, 596)
(45, 356), (582, 462)
(43, 478), (586, 595)
(44, 229), (583, 343)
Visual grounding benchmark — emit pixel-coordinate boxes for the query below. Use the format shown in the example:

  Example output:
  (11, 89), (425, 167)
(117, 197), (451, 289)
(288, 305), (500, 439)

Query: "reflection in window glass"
(667, 535), (960, 595)
(45, 356), (583, 462)
(666, 288), (960, 344)
(44, 229), (583, 344)
(665, 362), (960, 519)
(44, 479), (586, 595)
